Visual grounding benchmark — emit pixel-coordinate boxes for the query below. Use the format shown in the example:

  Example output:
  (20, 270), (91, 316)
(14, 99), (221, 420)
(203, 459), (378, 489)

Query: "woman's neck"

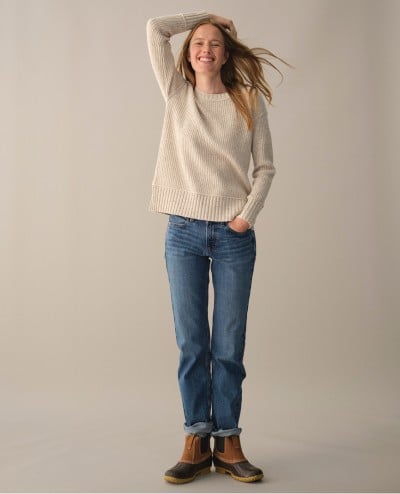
(194, 74), (227, 94)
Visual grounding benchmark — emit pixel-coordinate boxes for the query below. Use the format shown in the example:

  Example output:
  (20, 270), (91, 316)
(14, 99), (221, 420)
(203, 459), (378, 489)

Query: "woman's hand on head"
(208, 14), (237, 38)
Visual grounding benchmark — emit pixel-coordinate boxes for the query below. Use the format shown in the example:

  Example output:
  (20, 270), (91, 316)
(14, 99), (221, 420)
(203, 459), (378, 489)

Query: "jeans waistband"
(170, 214), (227, 225)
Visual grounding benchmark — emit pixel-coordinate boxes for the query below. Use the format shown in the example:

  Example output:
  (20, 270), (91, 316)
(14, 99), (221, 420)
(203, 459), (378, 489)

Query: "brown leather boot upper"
(180, 434), (211, 464)
(213, 434), (247, 463)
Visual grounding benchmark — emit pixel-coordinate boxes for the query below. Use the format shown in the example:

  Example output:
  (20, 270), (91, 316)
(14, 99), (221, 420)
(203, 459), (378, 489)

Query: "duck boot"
(213, 435), (264, 483)
(164, 434), (212, 484)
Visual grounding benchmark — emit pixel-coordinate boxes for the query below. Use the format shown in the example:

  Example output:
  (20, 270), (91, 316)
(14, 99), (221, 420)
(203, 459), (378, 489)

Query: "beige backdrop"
(1, 0), (399, 492)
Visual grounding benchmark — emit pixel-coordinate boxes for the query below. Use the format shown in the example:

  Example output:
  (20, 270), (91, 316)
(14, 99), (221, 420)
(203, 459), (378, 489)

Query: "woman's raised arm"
(146, 12), (209, 101)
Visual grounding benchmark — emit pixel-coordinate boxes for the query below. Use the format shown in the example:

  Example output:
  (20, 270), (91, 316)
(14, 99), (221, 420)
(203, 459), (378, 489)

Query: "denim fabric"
(164, 214), (256, 437)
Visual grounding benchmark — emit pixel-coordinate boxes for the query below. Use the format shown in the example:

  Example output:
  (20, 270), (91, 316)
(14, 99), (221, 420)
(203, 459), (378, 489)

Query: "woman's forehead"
(192, 24), (224, 41)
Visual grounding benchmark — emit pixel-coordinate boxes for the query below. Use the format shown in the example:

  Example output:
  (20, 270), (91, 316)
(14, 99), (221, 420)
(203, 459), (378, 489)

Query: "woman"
(146, 11), (290, 484)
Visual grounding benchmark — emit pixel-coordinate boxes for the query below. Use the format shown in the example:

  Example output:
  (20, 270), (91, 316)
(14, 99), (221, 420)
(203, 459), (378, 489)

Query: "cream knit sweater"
(146, 11), (276, 227)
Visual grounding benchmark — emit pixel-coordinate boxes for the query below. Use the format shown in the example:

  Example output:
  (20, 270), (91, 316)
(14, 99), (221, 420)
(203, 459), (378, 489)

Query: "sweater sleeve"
(146, 11), (210, 101)
(237, 94), (276, 227)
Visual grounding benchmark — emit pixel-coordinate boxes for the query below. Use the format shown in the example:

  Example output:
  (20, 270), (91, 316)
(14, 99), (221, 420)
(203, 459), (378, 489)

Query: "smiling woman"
(186, 25), (229, 83)
(146, 10), (291, 485)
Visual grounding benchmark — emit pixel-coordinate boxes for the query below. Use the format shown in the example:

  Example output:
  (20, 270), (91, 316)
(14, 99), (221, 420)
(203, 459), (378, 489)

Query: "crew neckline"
(194, 87), (230, 101)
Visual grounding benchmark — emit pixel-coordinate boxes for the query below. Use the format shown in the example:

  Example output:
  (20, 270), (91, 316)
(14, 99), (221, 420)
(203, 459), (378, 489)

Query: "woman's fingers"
(209, 14), (237, 38)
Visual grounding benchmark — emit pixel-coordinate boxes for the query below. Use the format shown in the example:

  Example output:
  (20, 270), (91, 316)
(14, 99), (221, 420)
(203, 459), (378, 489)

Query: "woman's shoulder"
(238, 86), (267, 114)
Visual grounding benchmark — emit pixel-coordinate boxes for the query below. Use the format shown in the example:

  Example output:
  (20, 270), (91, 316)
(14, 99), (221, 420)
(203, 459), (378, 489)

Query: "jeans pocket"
(224, 223), (252, 236)
(168, 214), (189, 227)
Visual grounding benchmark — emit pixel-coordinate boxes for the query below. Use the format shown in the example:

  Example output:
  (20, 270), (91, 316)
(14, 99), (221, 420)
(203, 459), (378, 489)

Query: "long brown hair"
(176, 20), (293, 130)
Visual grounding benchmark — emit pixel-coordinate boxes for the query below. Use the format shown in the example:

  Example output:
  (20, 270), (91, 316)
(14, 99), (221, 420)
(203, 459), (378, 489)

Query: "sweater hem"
(149, 186), (248, 222)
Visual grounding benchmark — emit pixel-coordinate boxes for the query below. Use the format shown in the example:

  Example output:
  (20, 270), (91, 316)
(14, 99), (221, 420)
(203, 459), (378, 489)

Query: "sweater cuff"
(181, 11), (210, 30)
(237, 199), (264, 228)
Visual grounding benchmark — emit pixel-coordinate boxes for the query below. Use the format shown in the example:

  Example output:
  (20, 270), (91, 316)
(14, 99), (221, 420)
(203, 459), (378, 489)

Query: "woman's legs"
(164, 215), (261, 483)
(164, 215), (256, 435)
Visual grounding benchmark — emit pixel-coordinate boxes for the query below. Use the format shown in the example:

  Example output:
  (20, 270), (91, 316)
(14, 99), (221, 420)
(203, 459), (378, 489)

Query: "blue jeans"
(164, 214), (257, 437)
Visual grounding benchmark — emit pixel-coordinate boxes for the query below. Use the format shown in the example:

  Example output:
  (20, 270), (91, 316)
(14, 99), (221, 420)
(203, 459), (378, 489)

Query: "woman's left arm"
(236, 94), (276, 228)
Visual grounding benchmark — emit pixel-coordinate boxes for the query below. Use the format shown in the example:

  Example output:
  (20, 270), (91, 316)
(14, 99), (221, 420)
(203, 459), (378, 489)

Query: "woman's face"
(187, 24), (229, 77)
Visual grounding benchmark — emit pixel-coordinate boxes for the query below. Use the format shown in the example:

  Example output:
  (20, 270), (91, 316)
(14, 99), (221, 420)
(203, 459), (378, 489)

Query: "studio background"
(1, 0), (399, 492)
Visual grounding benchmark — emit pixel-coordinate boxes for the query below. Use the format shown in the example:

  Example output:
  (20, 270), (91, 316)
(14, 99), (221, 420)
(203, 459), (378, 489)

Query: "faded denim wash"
(164, 214), (256, 437)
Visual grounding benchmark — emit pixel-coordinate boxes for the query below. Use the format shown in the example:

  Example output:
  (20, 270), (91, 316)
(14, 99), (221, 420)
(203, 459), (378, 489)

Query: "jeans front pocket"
(224, 222), (253, 236)
(168, 214), (189, 228)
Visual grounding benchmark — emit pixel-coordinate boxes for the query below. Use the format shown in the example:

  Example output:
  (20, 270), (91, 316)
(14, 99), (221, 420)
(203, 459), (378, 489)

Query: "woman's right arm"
(146, 12), (210, 101)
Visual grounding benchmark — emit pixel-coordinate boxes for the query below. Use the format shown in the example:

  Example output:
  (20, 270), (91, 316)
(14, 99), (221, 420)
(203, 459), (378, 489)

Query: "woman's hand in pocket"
(227, 217), (250, 233)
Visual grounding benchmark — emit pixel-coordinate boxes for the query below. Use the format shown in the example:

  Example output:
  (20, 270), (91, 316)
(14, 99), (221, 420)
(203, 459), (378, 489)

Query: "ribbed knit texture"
(146, 11), (276, 227)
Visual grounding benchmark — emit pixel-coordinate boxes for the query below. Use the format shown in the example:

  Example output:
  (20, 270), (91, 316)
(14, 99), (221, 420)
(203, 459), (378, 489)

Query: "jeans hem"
(184, 421), (213, 436)
(212, 427), (242, 437)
